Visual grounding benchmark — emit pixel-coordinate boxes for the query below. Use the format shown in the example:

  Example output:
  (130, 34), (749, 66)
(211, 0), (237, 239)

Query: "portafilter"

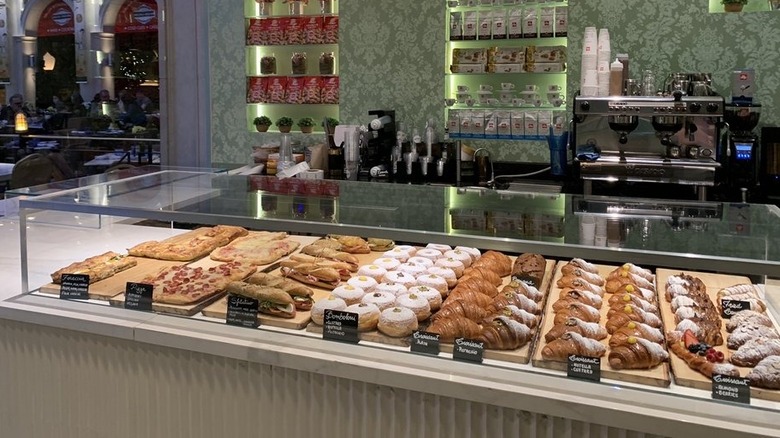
(608, 115), (639, 144)
(652, 115), (683, 145)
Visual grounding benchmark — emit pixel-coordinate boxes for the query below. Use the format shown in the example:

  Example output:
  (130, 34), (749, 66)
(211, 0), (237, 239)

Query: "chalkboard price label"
(124, 282), (153, 311)
(226, 295), (260, 329)
(411, 331), (440, 356)
(59, 274), (90, 300)
(712, 375), (751, 404)
(453, 337), (484, 363)
(567, 355), (601, 382)
(323, 310), (359, 344)
(720, 300), (751, 318)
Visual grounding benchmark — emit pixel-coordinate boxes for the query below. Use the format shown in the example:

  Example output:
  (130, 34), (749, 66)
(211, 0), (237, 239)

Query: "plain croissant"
(471, 251), (513, 277)
(430, 300), (487, 322)
(460, 266), (502, 287)
(425, 316), (482, 343)
(444, 289), (493, 308)
(450, 276), (498, 298)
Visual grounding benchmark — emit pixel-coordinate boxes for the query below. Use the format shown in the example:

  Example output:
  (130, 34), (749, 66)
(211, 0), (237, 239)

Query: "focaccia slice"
(51, 251), (137, 284)
(209, 231), (297, 265)
(144, 261), (256, 306)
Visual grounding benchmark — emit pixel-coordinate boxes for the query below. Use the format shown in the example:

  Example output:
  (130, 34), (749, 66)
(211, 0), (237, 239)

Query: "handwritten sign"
(453, 337), (484, 363)
(410, 331), (440, 355)
(567, 355), (601, 382)
(712, 374), (751, 404)
(59, 274), (90, 300)
(323, 309), (359, 344)
(720, 300), (751, 318)
(124, 282), (153, 311)
(226, 295), (260, 329)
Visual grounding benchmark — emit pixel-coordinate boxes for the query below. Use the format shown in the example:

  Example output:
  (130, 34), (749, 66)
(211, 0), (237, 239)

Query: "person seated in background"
(117, 90), (147, 128)
(90, 89), (117, 118)
(135, 90), (154, 113)
(0, 94), (31, 124)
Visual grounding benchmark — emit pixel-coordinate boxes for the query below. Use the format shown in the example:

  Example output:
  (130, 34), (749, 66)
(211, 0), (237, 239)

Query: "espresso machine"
(362, 110), (396, 180)
(573, 92), (725, 200)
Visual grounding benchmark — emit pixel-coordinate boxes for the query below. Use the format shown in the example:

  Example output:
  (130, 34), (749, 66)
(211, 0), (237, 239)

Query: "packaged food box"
(266, 77), (287, 103)
(450, 12), (463, 41)
(323, 16), (339, 44)
(525, 46), (567, 63)
(286, 17), (306, 45)
(452, 48), (489, 65)
(487, 63), (525, 73)
(267, 18), (286, 46)
(524, 62), (566, 73)
(302, 76), (322, 104)
(286, 77), (306, 104)
(488, 47), (525, 64)
(303, 17), (324, 44)
(555, 6), (568, 37)
(321, 76), (339, 104)
(246, 19), (264, 45)
(450, 64), (487, 74)
(510, 110), (525, 138)
(478, 11), (492, 40)
(246, 77), (267, 104)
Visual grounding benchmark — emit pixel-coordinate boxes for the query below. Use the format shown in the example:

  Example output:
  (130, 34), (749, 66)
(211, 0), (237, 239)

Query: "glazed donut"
(435, 257), (465, 277)
(407, 256), (434, 268)
(345, 303), (380, 331)
(416, 273), (449, 296)
(357, 264), (388, 282)
(331, 284), (365, 305)
(408, 285), (443, 312)
(395, 293), (432, 321)
(310, 295), (347, 325)
(361, 291), (397, 311)
(372, 257), (401, 271)
(428, 267), (458, 288)
(347, 275), (379, 292)
(383, 271), (418, 288)
(377, 306), (419, 337)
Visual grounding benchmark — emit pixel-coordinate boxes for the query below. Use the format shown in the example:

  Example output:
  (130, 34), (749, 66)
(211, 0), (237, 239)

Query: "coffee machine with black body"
(362, 110), (396, 180)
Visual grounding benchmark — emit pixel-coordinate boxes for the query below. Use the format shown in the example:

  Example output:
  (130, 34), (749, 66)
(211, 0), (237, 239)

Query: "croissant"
(727, 324), (779, 350)
(451, 276), (498, 298)
(567, 258), (599, 274)
(608, 292), (658, 314)
(608, 263), (654, 283)
(731, 338), (780, 367)
(614, 283), (657, 303)
(483, 305), (538, 329)
(541, 332), (606, 361)
(667, 332), (740, 378)
(476, 316), (532, 350)
(471, 250), (512, 276)
(502, 280), (544, 302)
(553, 302), (601, 325)
(555, 289), (603, 309)
(485, 291), (539, 315)
(444, 290), (493, 308)
(605, 270), (655, 294)
(608, 337), (668, 370)
(425, 316), (482, 343)
(430, 300), (487, 322)
(559, 265), (605, 286)
(460, 267), (502, 287)
(748, 356), (780, 389)
(556, 276), (605, 296)
(608, 321), (664, 347)
(544, 317), (607, 343)
(606, 304), (662, 327)
(726, 310), (773, 332)
(605, 307), (662, 333)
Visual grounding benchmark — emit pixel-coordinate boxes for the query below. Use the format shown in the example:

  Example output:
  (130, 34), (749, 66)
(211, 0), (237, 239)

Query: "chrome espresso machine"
(572, 93), (725, 200)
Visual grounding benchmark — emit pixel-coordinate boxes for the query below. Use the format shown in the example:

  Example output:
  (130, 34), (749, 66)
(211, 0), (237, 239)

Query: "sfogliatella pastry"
(361, 290), (397, 311)
(357, 264), (388, 282)
(377, 306), (418, 337)
(395, 293), (432, 321)
(331, 284), (365, 305)
(347, 275), (378, 292)
(541, 332), (607, 361)
(311, 295), (347, 325)
(408, 286), (443, 312)
(608, 336), (669, 370)
(345, 303), (381, 331)
(426, 316), (482, 343)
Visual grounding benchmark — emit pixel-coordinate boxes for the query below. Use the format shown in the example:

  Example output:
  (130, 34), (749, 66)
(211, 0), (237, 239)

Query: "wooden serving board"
(656, 268), (780, 402)
(532, 261), (672, 388)
(39, 257), (184, 300)
(306, 255), (558, 364)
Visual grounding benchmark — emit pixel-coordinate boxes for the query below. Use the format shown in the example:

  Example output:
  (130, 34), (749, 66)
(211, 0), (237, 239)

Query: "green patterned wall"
(208, 0), (780, 165)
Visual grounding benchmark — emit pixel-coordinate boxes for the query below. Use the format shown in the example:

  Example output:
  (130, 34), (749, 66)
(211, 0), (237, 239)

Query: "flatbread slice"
(51, 251), (137, 284)
(209, 232), (297, 265)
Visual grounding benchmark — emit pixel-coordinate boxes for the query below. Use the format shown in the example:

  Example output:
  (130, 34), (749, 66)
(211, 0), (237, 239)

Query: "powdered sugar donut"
(416, 273), (449, 296)
(361, 291), (396, 311)
(357, 264), (388, 282)
(396, 262), (427, 277)
(395, 293), (431, 321)
(345, 303), (380, 331)
(455, 246), (481, 262)
(428, 267), (458, 288)
(415, 248), (443, 262)
(382, 248), (412, 263)
(377, 307), (418, 337)
(407, 256), (434, 268)
(311, 295), (347, 325)
(372, 257), (401, 271)
(375, 282), (408, 297)
(347, 275), (379, 292)
(435, 257), (465, 277)
(331, 284), (365, 305)
(444, 249), (473, 268)
(426, 243), (451, 252)
(383, 271), (418, 288)
(408, 285), (443, 312)
(394, 245), (417, 256)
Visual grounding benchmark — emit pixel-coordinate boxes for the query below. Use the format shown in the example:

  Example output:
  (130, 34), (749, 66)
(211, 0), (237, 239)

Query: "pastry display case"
(6, 169), (780, 436)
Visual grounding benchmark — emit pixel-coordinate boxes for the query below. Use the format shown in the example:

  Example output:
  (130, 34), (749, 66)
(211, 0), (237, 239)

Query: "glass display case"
(8, 170), (780, 434)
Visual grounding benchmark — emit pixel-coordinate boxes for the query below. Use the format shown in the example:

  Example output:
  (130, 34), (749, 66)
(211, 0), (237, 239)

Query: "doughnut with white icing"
(378, 306), (419, 337)
(311, 295), (347, 325)
(345, 302), (380, 331)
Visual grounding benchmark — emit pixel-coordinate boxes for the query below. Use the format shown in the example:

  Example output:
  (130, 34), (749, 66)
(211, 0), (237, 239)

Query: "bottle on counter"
(609, 58), (623, 96)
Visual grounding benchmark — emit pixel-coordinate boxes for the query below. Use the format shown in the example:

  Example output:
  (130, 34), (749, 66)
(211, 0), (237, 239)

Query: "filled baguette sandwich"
(245, 272), (315, 310)
(225, 281), (296, 318)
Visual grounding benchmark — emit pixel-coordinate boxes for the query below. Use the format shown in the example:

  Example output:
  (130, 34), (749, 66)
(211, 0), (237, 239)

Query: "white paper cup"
(581, 85), (598, 97)
(583, 70), (598, 86)
(594, 235), (608, 247)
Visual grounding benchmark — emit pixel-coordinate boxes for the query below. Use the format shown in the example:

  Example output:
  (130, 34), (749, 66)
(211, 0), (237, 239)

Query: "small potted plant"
(297, 117), (315, 134)
(722, 0), (748, 12)
(275, 116), (294, 133)
(322, 117), (339, 134)
(253, 115), (272, 132)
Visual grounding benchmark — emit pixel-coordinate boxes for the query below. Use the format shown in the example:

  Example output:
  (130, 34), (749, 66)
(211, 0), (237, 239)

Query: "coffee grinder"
(364, 110), (396, 180)
(723, 69), (761, 198)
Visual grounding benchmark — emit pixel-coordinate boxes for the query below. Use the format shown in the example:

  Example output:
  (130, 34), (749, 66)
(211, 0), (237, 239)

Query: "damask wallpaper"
(208, 0), (780, 165)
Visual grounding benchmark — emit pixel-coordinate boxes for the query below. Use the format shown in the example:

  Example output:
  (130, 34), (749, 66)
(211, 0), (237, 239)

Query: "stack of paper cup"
(594, 216), (607, 247)
(579, 215), (596, 246)
(597, 28), (611, 97)
(580, 27), (598, 95)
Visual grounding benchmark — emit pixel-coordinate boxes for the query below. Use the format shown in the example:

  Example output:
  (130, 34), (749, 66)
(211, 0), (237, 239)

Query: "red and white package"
(286, 77), (306, 104)
(303, 17), (323, 45)
(267, 18), (287, 46)
(323, 16), (339, 44)
(286, 17), (306, 45)
(267, 77), (288, 103)
(246, 19), (264, 45)
(246, 77), (267, 103)
(258, 19), (277, 46)
(302, 76), (322, 104)
(321, 76), (339, 104)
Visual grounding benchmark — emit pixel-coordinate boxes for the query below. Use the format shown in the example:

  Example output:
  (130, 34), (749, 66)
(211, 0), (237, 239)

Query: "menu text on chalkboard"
(124, 282), (153, 311)
(567, 355), (601, 382)
(712, 374), (751, 404)
(720, 300), (751, 318)
(410, 331), (440, 355)
(226, 295), (260, 329)
(453, 337), (484, 363)
(59, 274), (90, 300)
(323, 309), (359, 344)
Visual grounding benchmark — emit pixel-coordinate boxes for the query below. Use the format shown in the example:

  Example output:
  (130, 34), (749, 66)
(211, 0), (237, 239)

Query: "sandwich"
(326, 234), (371, 254)
(225, 281), (296, 318)
(299, 245), (359, 271)
(368, 238), (395, 252)
(245, 272), (314, 310)
(289, 253), (353, 279)
(280, 261), (341, 289)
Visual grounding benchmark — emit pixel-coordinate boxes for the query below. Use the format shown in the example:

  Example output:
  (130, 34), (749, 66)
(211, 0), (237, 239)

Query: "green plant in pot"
(322, 117), (340, 135)
(253, 116), (272, 132)
(721, 0), (748, 12)
(297, 117), (315, 134)
(275, 116), (294, 133)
